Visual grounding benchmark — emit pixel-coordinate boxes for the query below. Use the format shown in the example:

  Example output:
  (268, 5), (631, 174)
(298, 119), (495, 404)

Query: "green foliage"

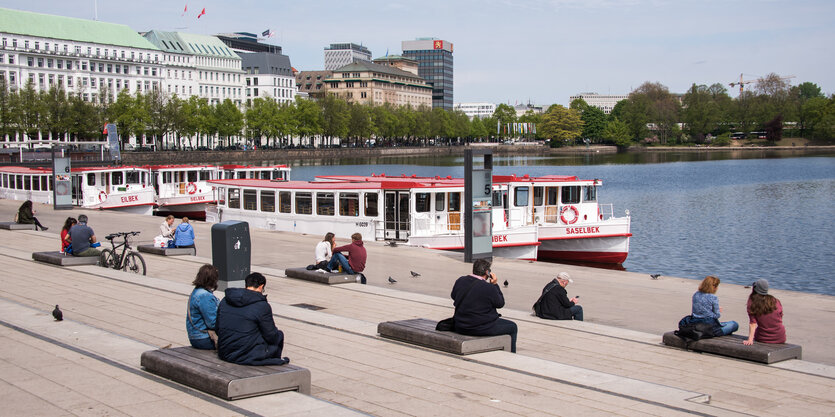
(540, 104), (582, 146)
(470, 117), (488, 140)
(602, 118), (632, 148)
(712, 133), (731, 146)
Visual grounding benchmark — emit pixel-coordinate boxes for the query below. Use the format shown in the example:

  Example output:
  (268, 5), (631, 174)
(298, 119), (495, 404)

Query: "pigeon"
(387, 241), (398, 247)
(503, 280), (509, 288)
(52, 305), (63, 321)
(650, 274), (661, 280)
(388, 276), (397, 284)
(410, 271), (421, 278)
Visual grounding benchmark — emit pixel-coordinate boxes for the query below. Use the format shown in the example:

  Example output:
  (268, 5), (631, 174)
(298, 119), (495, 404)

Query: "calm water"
(285, 151), (835, 295)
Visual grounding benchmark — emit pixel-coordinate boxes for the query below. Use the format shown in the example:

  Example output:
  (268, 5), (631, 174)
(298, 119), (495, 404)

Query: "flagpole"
(94, 0), (98, 20)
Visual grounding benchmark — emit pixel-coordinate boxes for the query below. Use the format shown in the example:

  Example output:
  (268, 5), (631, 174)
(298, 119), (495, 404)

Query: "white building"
(216, 33), (296, 106)
(324, 42), (371, 71)
(569, 92), (628, 115)
(454, 102), (495, 119)
(0, 7), (164, 104)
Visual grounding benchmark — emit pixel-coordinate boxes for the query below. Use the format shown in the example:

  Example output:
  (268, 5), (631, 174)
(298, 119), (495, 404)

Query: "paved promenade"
(1, 200), (834, 416)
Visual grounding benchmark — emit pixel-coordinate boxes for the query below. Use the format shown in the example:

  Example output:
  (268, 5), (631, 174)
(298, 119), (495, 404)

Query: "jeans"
(327, 253), (354, 274)
(458, 318), (518, 353)
(719, 320), (739, 336)
(570, 305), (584, 321)
(74, 247), (101, 257)
(189, 336), (215, 350)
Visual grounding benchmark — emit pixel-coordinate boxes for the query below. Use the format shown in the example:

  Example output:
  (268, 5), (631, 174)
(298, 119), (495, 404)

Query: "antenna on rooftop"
(94, 0), (98, 20)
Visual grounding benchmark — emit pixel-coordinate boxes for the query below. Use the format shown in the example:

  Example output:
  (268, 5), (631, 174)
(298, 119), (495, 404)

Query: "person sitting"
(451, 258), (517, 353)
(187, 264), (220, 350)
(173, 217), (196, 252)
(60, 217), (77, 253)
(692, 275), (738, 336)
(69, 214), (100, 257)
(327, 232), (366, 275)
(533, 272), (583, 321)
(744, 279), (786, 345)
(314, 232), (335, 271)
(17, 200), (48, 231)
(216, 272), (288, 365)
(160, 215), (176, 240)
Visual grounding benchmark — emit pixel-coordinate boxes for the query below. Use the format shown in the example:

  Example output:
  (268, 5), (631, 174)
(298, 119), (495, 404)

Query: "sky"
(4, 0), (834, 106)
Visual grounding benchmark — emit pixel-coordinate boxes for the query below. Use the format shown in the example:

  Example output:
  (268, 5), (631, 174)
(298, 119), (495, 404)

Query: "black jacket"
(216, 288), (286, 365)
(451, 275), (505, 332)
(535, 280), (575, 320)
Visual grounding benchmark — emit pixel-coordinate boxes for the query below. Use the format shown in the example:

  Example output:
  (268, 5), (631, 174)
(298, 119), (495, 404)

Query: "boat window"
(142, 172), (147, 185)
(126, 171), (140, 184)
(316, 192), (335, 216)
(236, 171), (246, 179)
(296, 192), (312, 215)
(492, 190), (502, 207)
(259, 171), (270, 180)
(112, 172), (123, 185)
(228, 188), (240, 209)
(364, 193), (378, 217)
(273, 170), (286, 180)
(42, 176), (49, 191)
(243, 189), (257, 210)
(533, 186), (544, 206)
(415, 193), (430, 213)
(339, 193), (359, 216)
(199, 170), (211, 181)
(448, 192), (461, 212)
(23, 175), (31, 190)
(562, 186), (580, 204)
(187, 171), (198, 182)
(514, 187), (529, 207)
(2, 174), (6, 188)
(31, 176), (40, 191)
(217, 187), (226, 205)
(546, 187), (558, 205)
(161, 172), (171, 184)
(279, 191), (291, 213)
(584, 186), (597, 202)
(87, 173), (96, 186)
(435, 192), (445, 212)
(261, 191), (275, 212)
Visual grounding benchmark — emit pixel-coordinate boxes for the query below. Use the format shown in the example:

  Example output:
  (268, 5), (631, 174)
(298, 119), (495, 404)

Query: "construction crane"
(729, 73), (796, 94)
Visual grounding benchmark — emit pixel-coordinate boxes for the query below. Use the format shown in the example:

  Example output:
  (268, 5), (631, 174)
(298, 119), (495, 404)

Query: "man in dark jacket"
(535, 272), (583, 321)
(451, 258), (518, 353)
(327, 232), (366, 274)
(216, 272), (289, 365)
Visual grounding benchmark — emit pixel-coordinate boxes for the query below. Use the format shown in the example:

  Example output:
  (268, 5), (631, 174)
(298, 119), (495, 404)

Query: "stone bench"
(378, 318), (512, 355)
(32, 251), (100, 266)
(138, 244), (196, 256)
(141, 346), (311, 400)
(0, 222), (36, 230)
(662, 331), (802, 364)
(285, 267), (362, 285)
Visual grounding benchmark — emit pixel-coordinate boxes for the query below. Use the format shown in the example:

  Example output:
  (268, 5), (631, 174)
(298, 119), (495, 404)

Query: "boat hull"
(536, 219), (631, 264)
(409, 226), (540, 261)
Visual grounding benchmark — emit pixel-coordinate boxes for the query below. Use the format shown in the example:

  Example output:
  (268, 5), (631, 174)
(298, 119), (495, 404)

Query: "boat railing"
(599, 203), (614, 220)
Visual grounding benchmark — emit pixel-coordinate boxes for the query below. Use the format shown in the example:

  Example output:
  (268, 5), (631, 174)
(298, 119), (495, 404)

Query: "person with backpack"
(691, 275), (738, 336)
(532, 272), (583, 321)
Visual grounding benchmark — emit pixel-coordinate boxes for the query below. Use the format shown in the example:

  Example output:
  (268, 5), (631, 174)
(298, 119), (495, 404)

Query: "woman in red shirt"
(743, 279), (786, 345)
(60, 217), (77, 253)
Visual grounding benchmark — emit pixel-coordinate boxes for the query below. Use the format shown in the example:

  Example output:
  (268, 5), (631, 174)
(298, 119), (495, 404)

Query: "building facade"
(401, 38), (453, 110)
(324, 43), (371, 71)
(216, 33), (295, 106)
(295, 70), (333, 100)
(454, 102), (496, 119)
(0, 7), (163, 105)
(325, 60), (431, 108)
(569, 92), (628, 115)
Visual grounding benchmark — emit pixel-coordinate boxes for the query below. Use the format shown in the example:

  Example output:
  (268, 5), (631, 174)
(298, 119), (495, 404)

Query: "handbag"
(187, 291), (217, 349)
(435, 278), (480, 331)
(532, 279), (561, 318)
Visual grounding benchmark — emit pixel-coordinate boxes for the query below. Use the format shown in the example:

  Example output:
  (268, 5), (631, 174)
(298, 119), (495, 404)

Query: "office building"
(217, 33), (295, 105)
(454, 102), (495, 119)
(401, 38), (453, 110)
(569, 92), (628, 115)
(325, 60), (431, 108)
(324, 42), (371, 71)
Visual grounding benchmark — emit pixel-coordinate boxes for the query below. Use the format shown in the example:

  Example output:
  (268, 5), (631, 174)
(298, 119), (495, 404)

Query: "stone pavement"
(0, 200), (833, 416)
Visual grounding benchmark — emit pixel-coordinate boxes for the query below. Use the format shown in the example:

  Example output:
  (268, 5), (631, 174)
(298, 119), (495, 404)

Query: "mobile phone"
(575, 295), (580, 298)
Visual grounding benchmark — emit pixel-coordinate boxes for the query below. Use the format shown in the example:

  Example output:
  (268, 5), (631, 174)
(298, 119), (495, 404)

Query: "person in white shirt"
(160, 215), (175, 239)
(314, 232), (335, 270)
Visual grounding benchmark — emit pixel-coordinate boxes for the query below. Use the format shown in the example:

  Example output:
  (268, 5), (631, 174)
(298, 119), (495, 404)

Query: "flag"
(261, 29), (275, 38)
(197, 7), (206, 18)
(497, 120), (500, 135)
(102, 123), (108, 135)
(181, 4), (187, 16)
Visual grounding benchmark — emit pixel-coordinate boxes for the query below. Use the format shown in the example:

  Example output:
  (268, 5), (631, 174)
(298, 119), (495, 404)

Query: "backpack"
(674, 315), (721, 341)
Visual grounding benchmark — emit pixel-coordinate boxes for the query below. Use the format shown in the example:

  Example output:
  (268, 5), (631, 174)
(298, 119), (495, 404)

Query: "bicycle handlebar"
(105, 231), (141, 240)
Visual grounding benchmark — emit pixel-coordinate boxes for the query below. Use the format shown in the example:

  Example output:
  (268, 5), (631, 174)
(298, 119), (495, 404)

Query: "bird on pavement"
(410, 271), (421, 278)
(503, 280), (509, 288)
(388, 276), (397, 284)
(52, 305), (63, 321)
(387, 241), (398, 247)
(650, 274), (661, 280)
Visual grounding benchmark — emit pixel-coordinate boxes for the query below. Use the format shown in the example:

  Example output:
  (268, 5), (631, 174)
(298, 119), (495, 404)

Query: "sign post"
(464, 149), (493, 262)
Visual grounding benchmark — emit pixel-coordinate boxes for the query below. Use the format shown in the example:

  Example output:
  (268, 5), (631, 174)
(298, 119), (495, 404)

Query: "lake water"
(285, 150), (835, 295)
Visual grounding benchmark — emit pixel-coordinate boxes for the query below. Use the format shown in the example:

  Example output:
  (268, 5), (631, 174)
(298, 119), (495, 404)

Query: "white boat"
(219, 164), (291, 180)
(149, 164), (220, 218)
(206, 174), (541, 260)
(0, 165), (155, 215)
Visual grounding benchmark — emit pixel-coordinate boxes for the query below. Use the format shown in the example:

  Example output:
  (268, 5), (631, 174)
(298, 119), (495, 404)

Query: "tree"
(764, 114), (783, 142)
(293, 96), (322, 147)
(66, 94), (101, 141)
(215, 99), (244, 147)
(429, 107), (452, 142)
(0, 79), (11, 141)
(108, 90), (149, 149)
(470, 116), (488, 141)
(347, 102), (374, 146)
(492, 103), (516, 137)
(146, 90), (178, 150)
(174, 96), (201, 149)
(629, 82), (680, 144)
(540, 104), (582, 146)
(602, 118), (632, 148)
(450, 110), (471, 142)
(682, 84), (723, 143)
(11, 81), (44, 142)
(320, 94), (349, 147)
(40, 87), (71, 142)
(518, 110), (543, 140)
(580, 106), (607, 142)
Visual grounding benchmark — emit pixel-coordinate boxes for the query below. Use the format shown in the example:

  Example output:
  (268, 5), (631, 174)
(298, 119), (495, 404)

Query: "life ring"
(98, 191), (108, 203)
(560, 205), (579, 225)
(186, 182), (197, 195)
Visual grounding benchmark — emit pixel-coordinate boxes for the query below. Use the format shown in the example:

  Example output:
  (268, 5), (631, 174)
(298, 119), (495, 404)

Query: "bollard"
(211, 220), (251, 290)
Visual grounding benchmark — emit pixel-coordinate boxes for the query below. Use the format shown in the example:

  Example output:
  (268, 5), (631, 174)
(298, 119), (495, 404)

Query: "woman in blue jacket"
(174, 217), (196, 253)
(186, 264), (219, 349)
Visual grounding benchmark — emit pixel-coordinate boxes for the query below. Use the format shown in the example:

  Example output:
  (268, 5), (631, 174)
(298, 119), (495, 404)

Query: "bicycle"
(100, 231), (147, 275)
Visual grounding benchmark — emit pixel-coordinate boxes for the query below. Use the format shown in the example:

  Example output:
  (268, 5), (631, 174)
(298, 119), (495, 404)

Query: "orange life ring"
(186, 182), (197, 194)
(560, 205), (579, 225)
(98, 191), (108, 203)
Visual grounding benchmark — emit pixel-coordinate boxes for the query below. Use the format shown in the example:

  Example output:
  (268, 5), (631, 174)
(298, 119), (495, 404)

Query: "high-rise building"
(401, 38), (453, 110)
(217, 33), (296, 105)
(323, 43), (371, 71)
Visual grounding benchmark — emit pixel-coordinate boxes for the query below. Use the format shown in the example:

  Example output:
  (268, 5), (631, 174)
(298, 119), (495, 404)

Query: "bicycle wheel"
(100, 249), (115, 269)
(123, 252), (147, 275)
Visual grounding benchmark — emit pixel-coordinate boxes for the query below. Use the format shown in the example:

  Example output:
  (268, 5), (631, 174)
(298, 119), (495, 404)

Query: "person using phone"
(533, 272), (583, 321)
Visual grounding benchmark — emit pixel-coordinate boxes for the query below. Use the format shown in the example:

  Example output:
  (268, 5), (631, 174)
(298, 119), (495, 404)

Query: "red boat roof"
(0, 165), (147, 174)
(209, 178), (466, 190)
(144, 164), (219, 170)
(220, 164), (289, 170)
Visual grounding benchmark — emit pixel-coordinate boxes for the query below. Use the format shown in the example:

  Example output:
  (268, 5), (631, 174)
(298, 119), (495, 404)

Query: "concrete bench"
(0, 222), (36, 230)
(138, 244), (196, 256)
(662, 331), (802, 364)
(141, 346), (311, 400)
(378, 318), (512, 355)
(285, 267), (361, 285)
(32, 251), (100, 266)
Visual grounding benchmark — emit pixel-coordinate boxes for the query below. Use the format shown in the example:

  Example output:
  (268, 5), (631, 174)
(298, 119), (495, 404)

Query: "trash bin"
(211, 220), (251, 290)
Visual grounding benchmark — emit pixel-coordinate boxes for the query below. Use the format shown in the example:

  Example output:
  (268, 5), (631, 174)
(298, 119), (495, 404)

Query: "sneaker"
(41, 226), (49, 231)
(359, 274), (367, 285)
